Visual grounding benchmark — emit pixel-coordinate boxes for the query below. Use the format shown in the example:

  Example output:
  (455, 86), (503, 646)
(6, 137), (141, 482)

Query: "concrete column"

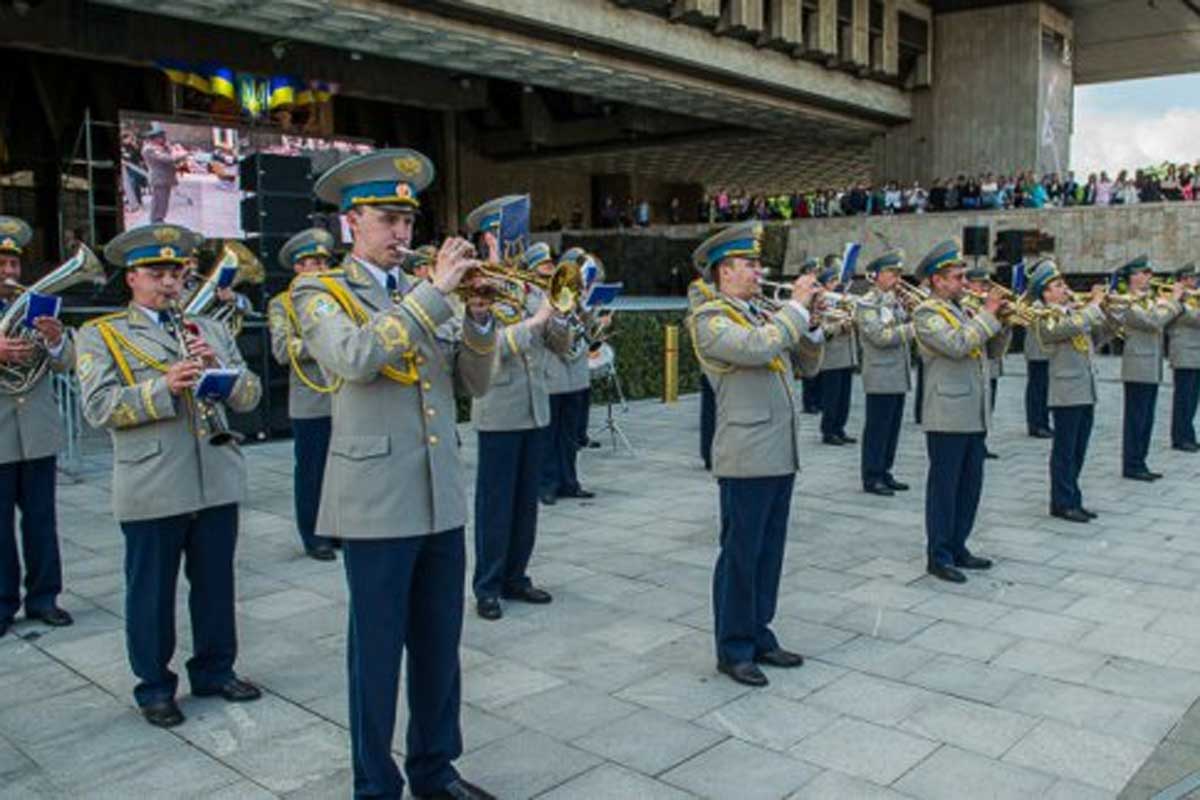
(766, 0), (804, 48)
(851, 0), (870, 67)
(881, 0), (898, 75)
(815, 0), (838, 57)
(672, 0), (720, 23)
(440, 110), (460, 237)
(721, 0), (764, 34)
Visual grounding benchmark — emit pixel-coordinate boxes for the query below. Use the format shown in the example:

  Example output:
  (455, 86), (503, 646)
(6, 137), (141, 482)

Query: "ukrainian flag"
(268, 75), (297, 110)
(206, 64), (236, 101)
(155, 58), (190, 87)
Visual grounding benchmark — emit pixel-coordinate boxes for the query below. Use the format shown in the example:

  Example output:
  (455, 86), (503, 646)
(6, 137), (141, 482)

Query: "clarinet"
(167, 301), (243, 447)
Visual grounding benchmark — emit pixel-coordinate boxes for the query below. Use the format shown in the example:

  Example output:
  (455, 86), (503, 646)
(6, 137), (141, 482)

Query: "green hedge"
(592, 310), (701, 403)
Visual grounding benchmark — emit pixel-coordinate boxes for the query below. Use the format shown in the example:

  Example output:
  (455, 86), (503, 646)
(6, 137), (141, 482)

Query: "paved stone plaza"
(2, 356), (1200, 799)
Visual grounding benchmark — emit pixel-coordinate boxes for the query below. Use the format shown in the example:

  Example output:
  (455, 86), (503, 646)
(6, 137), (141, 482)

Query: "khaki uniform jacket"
(914, 298), (1001, 434)
(474, 291), (571, 432)
(987, 326), (1013, 380)
(1036, 303), (1106, 408)
(1024, 300), (1048, 362)
(76, 306), (261, 522)
(694, 295), (822, 478)
(1113, 294), (1181, 384)
(267, 293), (333, 419)
(857, 289), (913, 395)
(0, 337), (74, 465)
(1167, 302), (1200, 370)
(545, 314), (590, 395)
(141, 142), (178, 189)
(291, 261), (496, 540)
(819, 319), (858, 372)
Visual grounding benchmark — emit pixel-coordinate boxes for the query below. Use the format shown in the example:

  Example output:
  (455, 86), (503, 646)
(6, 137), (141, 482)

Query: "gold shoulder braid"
(929, 300), (982, 360)
(315, 275), (419, 385)
(690, 299), (787, 375)
(280, 292), (343, 394)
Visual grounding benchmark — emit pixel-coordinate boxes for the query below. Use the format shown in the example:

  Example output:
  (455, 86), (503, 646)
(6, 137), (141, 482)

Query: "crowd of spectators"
(580, 163), (1198, 229)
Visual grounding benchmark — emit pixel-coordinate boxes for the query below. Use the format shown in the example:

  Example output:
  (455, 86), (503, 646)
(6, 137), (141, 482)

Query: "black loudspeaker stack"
(236, 153), (316, 440)
(962, 226), (990, 257)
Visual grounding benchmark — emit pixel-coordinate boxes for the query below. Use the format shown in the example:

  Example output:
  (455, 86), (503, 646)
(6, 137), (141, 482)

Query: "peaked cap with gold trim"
(103, 224), (197, 268)
(315, 148), (434, 213)
(0, 216), (33, 256)
(279, 227), (336, 269)
(692, 221), (763, 282)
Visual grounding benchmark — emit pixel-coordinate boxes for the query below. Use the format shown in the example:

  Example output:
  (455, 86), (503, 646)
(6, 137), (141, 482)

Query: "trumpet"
(166, 301), (243, 447)
(460, 260), (581, 316)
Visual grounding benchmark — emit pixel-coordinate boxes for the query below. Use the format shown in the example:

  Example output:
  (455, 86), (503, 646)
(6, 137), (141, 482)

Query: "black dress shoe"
(193, 678), (261, 702)
(755, 648), (805, 668)
(1080, 508), (1098, 519)
(558, 487), (595, 499)
(883, 476), (910, 491)
(142, 699), (185, 728)
(305, 546), (336, 561)
(955, 554), (993, 570)
(502, 585), (552, 604)
(717, 661), (768, 687)
(1031, 428), (1053, 439)
(27, 607), (73, 627)
(476, 598), (502, 621)
(1051, 508), (1090, 523)
(984, 449), (999, 460)
(1148, 471), (1164, 480)
(1123, 471), (1156, 482)
(863, 481), (894, 497)
(821, 435), (844, 446)
(539, 491), (558, 506)
(1172, 442), (1200, 452)
(838, 435), (858, 444)
(415, 777), (497, 800)
(927, 563), (967, 583)
(584, 439), (602, 450)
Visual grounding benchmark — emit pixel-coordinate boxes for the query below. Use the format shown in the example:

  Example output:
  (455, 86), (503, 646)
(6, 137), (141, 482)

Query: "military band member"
(817, 259), (858, 446)
(913, 275), (930, 425)
(913, 240), (1002, 584)
(857, 250), (913, 496)
(967, 267), (1014, 460)
(692, 222), (822, 688)
(292, 150), (497, 800)
(1024, 283), (1053, 439)
(797, 257), (823, 414)
(1167, 263), (1200, 452)
(0, 216), (73, 639)
(540, 248), (594, 505)
(469, 211), (569, 622)
(1111, 256), (1183, 480)
(267, 228), (338, 560)
(77, 223), (263, 727)
(688, 272), (717, 470)
(141, 123), (178, 224)
(1030, 260), (1108, 522)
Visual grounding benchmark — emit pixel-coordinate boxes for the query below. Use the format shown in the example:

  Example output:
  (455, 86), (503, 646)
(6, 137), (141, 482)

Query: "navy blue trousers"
(1123, 382), (1159, 474)
(914, 359), (924, 424)
(861, 393), (904, 486)
(1050, 405), (1094, 512)
(576, 387), (592, 446)
(0, 455), (61, 622)
(292, 416), (331, 553)
(120, 503), (238, 707)
(343, 530), (464, 799)
(541, 390), (584, 496)
(924, 433), (985, 567)
(820, 368), (853, 438)
(473, 428), (543, 600)
(700, 375), (715, 469)
(713, 474), (793, 665)
(1025, 360), (1050, 433)
(801, 374), (822, 413)
(1171, 368), (1199, 447)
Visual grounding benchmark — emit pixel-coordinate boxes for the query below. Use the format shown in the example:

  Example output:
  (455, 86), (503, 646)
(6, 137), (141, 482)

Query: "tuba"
(0, 245), (107, 395)
(184, 241), (265, 336)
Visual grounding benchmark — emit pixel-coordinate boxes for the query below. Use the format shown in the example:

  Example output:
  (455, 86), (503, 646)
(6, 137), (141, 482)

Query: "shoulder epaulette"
(81, 311), (128, 328)
(694, 298), (732, 315)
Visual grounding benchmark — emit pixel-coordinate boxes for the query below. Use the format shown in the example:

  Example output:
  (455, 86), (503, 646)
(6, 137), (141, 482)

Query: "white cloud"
(1070, 106), (1200, 177)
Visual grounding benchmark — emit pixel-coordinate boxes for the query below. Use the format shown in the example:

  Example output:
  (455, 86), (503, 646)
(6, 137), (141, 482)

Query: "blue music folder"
(24, 293), (62, 328)
(583, 282), (623, 310)
(215, 263), (240, 289)
(195, 368), (240, 402)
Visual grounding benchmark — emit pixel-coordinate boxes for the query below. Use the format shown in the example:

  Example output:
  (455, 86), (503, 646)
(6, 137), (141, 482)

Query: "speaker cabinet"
(962, 226), (990, 257)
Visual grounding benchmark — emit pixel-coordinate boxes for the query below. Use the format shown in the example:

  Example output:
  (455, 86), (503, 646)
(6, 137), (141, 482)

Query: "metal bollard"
(663, 324), (679, 403)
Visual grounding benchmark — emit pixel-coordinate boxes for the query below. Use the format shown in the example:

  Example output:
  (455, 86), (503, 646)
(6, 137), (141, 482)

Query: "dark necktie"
(385, 272), (398, 294)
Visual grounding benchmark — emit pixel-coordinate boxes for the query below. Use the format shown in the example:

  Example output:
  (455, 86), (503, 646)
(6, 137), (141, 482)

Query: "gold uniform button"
(428, 435), (439, 445)
(416, 356), (427, 366)
(425, 407), (436, 417)
(422, 381), (432, 391)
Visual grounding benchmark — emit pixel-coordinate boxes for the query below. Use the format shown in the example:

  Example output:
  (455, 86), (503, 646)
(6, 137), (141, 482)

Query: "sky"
(1070, 72), (1200, 176)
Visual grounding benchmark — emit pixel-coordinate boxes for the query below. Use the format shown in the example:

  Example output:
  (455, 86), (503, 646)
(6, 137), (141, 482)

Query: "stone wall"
(544, 203), (1200, 282)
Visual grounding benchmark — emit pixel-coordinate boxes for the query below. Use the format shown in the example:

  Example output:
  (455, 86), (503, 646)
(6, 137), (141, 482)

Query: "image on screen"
(119, 113), (374, 239)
